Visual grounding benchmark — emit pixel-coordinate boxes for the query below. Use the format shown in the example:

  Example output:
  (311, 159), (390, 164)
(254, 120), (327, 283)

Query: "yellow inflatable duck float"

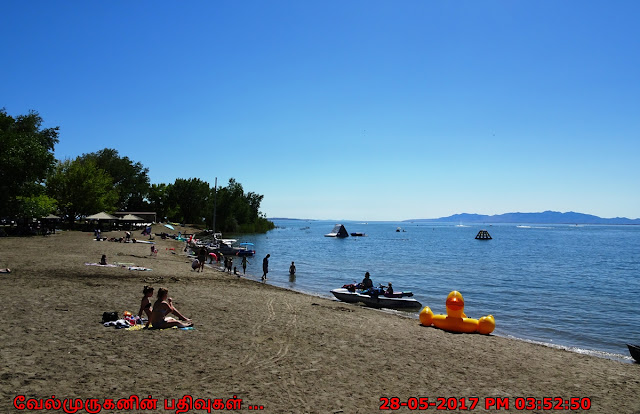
(419, 291), (495, 334)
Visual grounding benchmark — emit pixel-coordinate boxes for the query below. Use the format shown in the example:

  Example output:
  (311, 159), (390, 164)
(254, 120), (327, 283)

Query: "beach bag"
(102, 312), (118, 323)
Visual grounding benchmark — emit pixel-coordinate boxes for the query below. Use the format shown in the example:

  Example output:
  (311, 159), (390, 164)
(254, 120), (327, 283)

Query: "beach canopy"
(42, 214), (60, 220)
(86, 212), (118, 220)
(120, 214), (144, 221)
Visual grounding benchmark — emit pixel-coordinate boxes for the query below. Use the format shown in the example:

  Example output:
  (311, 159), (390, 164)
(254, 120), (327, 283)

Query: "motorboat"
(331, 284), (422, 310)
(236, 242), (256, 257)
(350, 232), (366, 237)
(207, 239), (239, 256)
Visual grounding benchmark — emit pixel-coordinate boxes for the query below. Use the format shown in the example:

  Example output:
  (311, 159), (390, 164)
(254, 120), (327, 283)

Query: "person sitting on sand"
(100, 254), (107, 265)
(191, 258), (200, 271)
(289, 261), (296, 275)
(138, 285), (154, 328)
(361, 272), (373, 289)
(150, 287), (192, 329)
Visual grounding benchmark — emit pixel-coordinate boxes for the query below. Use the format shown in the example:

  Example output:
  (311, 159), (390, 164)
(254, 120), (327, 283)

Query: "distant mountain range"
(404, 211), (640, 225)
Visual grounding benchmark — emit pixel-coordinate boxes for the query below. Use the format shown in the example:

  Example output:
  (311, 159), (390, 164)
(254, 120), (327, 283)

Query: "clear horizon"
(2, 1), (639, 221)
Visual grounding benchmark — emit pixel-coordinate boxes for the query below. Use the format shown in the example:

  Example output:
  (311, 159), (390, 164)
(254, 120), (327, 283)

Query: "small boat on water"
(331, 285), (422, 310)
(350, 232), (366, 237)
(325, 224), (349, 238)
(236, 242), (256, 257)
(627, 343), (640, 363)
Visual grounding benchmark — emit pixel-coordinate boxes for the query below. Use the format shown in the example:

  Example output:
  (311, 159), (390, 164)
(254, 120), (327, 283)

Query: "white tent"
(120, 214), (145, 221)
(86, 212), (118, 220)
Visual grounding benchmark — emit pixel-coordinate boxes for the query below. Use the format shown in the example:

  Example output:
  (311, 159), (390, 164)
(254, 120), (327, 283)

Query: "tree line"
(0, 108), (274, 233)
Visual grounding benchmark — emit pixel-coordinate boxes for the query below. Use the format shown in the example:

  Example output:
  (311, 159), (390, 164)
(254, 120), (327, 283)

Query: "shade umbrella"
(86, 212), (118, 220)
(120, 214), (145, 221)
(164, 224), (175, 230)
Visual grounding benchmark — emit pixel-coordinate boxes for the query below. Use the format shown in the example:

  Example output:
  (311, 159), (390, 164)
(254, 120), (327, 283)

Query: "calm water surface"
(227, 220), (640, 362)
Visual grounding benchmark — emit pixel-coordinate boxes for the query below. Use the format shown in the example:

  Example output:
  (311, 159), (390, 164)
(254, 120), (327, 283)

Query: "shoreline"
(2, 227), (640, 413)
(208, 261), (635, 365)
(201, 249), (635, 365)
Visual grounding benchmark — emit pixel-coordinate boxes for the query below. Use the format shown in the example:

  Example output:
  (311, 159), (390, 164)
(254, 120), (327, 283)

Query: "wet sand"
(1, 227), (639, 413)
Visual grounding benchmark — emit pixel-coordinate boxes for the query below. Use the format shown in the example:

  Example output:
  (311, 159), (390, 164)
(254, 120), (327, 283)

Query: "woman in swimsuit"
(150, 287), (193, 329)
(138, 286), (154, 328)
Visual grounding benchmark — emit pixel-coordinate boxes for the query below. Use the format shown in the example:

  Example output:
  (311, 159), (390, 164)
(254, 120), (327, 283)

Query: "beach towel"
(126, 324), (194, 331)
(85, 263), (119, 267)
(127, 266), (152, 271)
(103, 319), (132, 329)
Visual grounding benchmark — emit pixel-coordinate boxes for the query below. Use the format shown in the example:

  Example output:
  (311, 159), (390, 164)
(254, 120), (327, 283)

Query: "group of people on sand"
(138, 285), (193, 329)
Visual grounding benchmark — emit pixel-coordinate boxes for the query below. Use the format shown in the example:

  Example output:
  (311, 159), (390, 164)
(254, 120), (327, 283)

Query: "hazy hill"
(405, 211), (640, 225)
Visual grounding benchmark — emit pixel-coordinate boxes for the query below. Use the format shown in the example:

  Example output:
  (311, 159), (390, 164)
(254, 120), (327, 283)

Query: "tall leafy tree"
(80, 148), (150, 211)
(17, 194), (58, 219)
(147, 183), (170, 221)
(166, 178), (211, 224)
(0, 109), (59, 217)
(211, 178), (273, 233)
(47, 158), (118, 222)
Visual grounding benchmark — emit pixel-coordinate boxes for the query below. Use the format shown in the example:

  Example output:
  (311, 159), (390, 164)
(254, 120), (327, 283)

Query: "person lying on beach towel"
(150, 287), (192, 329)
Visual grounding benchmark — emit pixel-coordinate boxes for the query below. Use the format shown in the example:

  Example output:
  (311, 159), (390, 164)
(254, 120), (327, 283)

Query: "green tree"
(212, 178), (274, 233)
(147, 183), (170, 221)
(80, 148), (150, 211)
(0, 109), (59, 217)
(47, 158), (118, 222)
(166, 178), (211, 224)
(16, 194), (58, 219)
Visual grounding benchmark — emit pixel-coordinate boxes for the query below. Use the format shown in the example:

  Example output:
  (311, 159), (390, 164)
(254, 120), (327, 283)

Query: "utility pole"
(212, 177), (217, 234)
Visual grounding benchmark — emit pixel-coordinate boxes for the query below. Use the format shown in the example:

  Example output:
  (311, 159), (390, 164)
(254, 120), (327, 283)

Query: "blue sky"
(2, 1), (639, 220)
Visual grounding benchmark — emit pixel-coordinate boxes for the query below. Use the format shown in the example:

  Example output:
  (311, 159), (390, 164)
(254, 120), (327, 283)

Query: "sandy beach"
(1, 227), (639, 413)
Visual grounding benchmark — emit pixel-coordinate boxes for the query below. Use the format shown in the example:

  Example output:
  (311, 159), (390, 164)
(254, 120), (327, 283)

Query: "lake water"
(226, 219), (640, 362)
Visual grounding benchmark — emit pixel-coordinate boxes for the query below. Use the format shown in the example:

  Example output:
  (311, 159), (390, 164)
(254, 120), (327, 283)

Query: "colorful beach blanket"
(126, 325), (194, 331)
